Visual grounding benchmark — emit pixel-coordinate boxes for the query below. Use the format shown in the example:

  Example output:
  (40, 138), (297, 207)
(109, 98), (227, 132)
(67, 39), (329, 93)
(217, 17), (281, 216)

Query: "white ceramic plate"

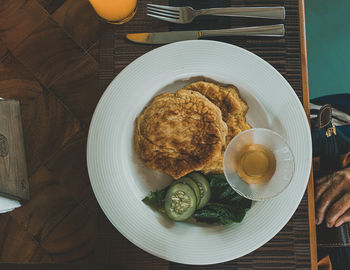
(87, 40), (312, 265)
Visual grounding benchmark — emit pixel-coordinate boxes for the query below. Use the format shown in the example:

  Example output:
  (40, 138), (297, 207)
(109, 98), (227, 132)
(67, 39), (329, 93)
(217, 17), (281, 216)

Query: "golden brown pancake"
(221, 84), (249, 115)
(135, 89), (228, 179)
(183, 81), (251, 174)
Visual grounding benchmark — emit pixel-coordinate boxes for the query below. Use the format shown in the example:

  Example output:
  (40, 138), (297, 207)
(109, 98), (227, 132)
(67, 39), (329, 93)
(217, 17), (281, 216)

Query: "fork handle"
(200, 24), (285, 38)
(198, 7), (285, 20)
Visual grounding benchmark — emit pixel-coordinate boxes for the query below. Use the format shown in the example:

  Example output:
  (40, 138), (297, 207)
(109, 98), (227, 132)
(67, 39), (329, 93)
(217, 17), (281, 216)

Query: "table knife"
(126, 24), (284, 44)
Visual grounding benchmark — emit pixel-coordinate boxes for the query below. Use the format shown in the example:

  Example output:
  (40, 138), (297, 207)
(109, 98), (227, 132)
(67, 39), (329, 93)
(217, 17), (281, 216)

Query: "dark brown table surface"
(0, 0), (316, 269)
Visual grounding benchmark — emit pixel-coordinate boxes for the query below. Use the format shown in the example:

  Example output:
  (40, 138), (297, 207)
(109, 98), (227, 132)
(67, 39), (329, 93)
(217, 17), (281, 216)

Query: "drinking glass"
(89, 0), (137, 24)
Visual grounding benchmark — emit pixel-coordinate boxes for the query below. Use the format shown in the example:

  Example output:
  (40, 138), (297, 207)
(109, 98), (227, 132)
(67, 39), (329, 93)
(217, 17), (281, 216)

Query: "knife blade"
(126, 31), (199, 44)
(126, 24), (284, 44)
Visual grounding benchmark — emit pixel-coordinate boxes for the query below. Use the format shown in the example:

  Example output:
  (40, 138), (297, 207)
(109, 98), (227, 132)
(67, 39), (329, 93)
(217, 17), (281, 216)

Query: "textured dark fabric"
(328, 248), (350, 270)
(312, 94), (350, 116)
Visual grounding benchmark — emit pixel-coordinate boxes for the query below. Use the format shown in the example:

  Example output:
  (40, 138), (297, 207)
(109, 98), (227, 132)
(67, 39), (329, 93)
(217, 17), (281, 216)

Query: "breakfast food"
(143, 173), (252, 224)
(184, 81), (251, 174)
(138, 82), (253, 224)
(135, 89), (228, 179)
(134, 79), (250, 178)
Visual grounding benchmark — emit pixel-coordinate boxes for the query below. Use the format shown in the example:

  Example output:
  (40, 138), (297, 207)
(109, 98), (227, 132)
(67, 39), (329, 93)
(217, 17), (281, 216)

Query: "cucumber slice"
(177, 176), (201, 208)
(188, 172), (211, 209)
(164, 183), (197, 221)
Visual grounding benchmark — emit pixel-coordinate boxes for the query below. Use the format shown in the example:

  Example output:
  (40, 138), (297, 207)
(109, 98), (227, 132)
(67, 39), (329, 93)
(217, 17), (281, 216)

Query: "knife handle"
(198, 7), (285, 20)
(200, 24), (285, 38)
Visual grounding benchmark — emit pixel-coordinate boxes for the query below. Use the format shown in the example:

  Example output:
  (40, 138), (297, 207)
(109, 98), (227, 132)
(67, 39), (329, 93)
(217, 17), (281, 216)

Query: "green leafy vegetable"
(142, 189), (167, 213)
(142, 174), (252, 225)
(207, 174), (252, 209)
(193, 174), (252, 224)
(193, 203), (246, 225)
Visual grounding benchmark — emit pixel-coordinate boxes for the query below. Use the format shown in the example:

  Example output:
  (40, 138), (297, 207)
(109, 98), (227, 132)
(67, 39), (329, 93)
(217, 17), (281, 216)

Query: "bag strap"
(317, 104), (332, 129)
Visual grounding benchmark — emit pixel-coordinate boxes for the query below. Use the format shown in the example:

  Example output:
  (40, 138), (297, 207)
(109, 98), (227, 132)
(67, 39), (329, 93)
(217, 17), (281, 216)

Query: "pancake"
(183, 81), (251, 174)
(135, 89), (228, 179)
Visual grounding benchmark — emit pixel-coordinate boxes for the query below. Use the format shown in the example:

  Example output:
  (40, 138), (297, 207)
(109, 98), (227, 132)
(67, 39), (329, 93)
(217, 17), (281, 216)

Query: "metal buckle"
(325, 124), (337, 138)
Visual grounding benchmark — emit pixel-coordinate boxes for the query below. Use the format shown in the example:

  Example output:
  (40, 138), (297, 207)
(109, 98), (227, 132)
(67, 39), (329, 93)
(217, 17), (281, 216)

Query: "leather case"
(317, 223), (350, 247)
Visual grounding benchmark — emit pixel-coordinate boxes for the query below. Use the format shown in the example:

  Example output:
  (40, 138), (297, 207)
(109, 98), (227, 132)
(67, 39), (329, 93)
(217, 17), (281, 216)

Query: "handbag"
(312, 103), (350, 178)
(312, 104), (350, 247)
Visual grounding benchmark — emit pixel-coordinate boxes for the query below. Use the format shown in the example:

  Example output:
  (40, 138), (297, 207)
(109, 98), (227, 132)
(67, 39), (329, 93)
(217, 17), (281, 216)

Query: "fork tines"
(147, 4), (180, 22)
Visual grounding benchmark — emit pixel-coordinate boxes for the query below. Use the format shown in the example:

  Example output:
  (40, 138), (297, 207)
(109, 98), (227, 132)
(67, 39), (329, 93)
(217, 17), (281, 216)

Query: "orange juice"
(89, 0), (137, 24)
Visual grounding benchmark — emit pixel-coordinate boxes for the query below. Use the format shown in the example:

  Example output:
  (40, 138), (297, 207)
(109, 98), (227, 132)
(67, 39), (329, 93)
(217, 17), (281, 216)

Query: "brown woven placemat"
(98, 0), (311, 268)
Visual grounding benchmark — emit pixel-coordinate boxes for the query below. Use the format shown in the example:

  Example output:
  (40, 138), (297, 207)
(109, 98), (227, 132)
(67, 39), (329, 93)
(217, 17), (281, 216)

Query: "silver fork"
(147, 4), (285, 24)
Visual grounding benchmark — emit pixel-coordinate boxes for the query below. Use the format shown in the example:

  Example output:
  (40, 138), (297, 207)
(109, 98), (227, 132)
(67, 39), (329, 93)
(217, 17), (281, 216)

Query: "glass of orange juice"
(89, 0), (137, 24)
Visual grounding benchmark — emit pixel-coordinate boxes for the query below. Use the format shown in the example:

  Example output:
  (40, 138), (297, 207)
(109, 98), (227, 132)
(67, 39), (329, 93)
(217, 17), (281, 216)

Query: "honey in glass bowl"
(234, 144), (276, 185)
(223, 128), (295, 201)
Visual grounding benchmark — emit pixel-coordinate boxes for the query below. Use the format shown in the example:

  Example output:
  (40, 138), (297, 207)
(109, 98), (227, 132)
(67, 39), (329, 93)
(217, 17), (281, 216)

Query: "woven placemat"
(98, 0), (311, 268)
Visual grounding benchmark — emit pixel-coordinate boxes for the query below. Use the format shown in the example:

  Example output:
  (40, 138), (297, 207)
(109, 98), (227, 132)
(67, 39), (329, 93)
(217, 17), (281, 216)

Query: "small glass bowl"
(223, 128), (295, 201)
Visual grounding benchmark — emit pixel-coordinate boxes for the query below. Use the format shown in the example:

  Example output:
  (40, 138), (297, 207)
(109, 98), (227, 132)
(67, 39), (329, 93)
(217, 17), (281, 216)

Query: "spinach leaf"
(192, 174), (252, 225)
(142, 188), (167, 213)
(193, 203), (246, 225)
(208, 174), (252, 208)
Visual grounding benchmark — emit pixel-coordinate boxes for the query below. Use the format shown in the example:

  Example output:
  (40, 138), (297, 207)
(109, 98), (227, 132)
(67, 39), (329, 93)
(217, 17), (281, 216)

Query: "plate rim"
(87, 40), (312, 265)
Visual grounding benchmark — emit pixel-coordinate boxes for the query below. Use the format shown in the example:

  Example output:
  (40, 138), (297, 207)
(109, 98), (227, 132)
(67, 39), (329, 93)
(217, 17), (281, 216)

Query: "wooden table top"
(0, 0), (316, 269)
